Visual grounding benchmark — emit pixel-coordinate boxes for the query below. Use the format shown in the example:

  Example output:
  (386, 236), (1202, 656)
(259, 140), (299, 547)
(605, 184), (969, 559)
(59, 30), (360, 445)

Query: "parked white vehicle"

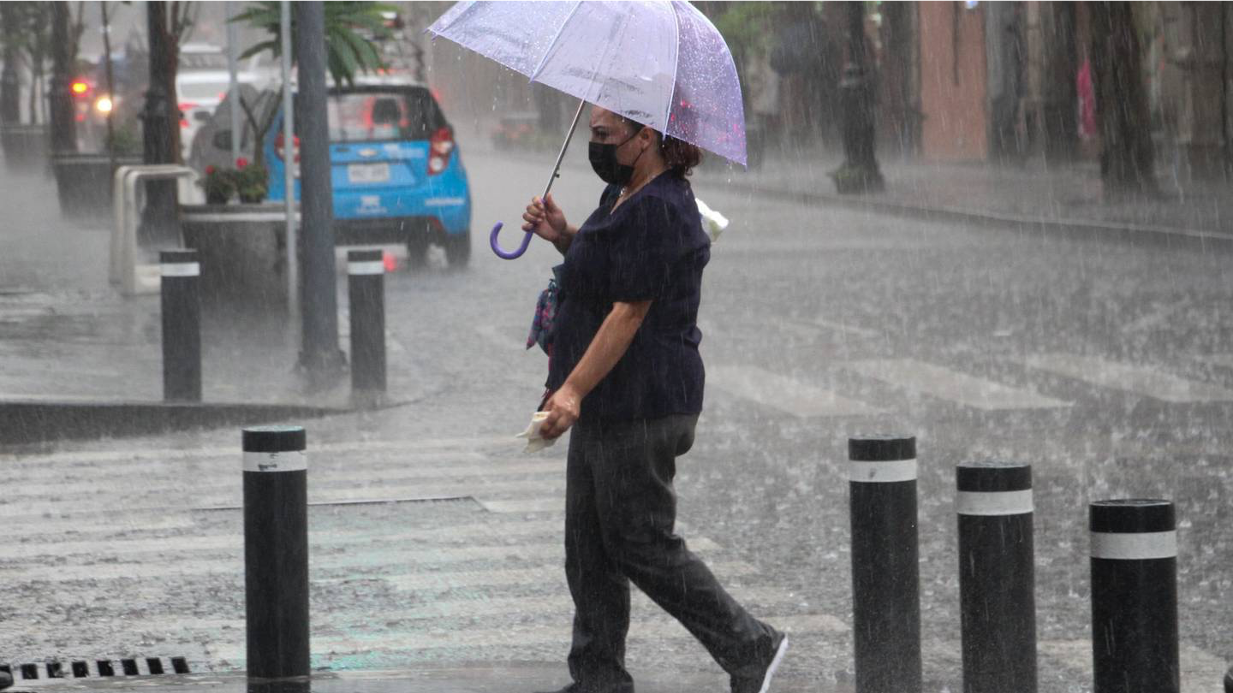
(176, 43), (273, 160)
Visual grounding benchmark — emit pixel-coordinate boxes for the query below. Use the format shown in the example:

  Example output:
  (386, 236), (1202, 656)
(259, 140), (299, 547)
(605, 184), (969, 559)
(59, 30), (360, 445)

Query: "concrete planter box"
(52, 153), (142, 218)
(0, 124), (47, 172)
(180, 203), (297, 311)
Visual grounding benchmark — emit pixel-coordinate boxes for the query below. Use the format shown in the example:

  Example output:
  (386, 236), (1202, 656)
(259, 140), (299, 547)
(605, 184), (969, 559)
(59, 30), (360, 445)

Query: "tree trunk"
(1088, 1), (1156, 197)
(0, 4), (21, 125)
(142, 1), (176, 166)
(1042, 2), (1078, 163)
(833, 0), (884, 194)
(49, 2), (76, 153)
(880, 2), (918, 158)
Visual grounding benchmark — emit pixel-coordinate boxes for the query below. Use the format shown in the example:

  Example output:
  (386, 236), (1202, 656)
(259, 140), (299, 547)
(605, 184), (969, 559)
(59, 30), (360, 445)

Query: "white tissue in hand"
(515, 411), (558, 453)
(695, 198), (728, 243)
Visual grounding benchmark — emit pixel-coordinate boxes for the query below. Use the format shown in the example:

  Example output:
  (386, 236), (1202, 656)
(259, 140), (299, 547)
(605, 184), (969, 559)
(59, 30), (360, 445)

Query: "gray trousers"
(564, 414), (774, 690)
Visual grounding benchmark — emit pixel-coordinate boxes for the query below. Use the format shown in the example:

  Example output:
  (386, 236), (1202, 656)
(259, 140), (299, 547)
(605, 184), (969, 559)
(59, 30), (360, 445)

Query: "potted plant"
(201, 165), (235, 204)
(182, 155), (288, 310)
(232, 157), (268, 203)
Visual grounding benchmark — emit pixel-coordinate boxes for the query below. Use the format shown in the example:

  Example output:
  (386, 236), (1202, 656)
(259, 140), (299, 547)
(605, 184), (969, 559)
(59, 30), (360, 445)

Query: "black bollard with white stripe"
(243, 426), (309, 681)
(347, 249), (386, 402)
(849, 435), (921, 693)
(957, 461), (1036, 693)
(160, 250), (201, 402)
(1090, 499), (1179, 693)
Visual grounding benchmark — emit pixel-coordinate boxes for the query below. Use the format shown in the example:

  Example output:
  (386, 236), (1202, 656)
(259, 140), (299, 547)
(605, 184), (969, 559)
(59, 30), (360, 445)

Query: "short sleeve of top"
(605, 194), (679, 302)
(546, 173), (711, 423)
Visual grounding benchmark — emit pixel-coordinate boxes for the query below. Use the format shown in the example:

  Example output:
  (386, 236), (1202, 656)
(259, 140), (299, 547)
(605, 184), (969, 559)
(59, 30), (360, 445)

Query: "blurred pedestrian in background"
(770, 2), (840, 146)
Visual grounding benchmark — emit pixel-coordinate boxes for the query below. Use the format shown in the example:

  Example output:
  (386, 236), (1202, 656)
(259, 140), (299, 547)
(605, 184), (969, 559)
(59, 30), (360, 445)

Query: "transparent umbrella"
(428, 0), (746, 259)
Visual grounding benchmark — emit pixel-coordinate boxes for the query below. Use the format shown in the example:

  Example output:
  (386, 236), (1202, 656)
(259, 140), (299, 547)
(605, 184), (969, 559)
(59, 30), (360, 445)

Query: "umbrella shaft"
(543, 99), (587, 199)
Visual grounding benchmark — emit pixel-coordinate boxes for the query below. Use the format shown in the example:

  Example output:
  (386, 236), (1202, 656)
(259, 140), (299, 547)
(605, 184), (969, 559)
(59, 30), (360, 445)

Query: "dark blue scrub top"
(547, 172), (711, 423)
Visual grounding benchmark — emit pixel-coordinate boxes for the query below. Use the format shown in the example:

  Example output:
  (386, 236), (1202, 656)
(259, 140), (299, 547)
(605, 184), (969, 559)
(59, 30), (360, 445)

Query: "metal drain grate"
(0, 657), (189, 681)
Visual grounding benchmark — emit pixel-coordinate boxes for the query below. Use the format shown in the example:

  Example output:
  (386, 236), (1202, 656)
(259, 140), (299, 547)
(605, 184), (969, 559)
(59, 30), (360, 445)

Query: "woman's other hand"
(521, 193), (568, 243)
(539, 383), (581, 440)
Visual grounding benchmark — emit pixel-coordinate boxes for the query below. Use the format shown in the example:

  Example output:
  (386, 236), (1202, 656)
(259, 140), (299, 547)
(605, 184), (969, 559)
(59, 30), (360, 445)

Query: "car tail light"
(70, 80), (90, 97)
(428, 127), (454, 175)
(178, 102), (197, 129)
(275, 133), (301, 163)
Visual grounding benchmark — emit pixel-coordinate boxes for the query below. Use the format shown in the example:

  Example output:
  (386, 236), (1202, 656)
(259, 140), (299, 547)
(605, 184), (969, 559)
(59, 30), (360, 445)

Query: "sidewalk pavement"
(0, 168), (364, 411)
(691, 141), (1232, 241)
(476, 118), (1231, 242)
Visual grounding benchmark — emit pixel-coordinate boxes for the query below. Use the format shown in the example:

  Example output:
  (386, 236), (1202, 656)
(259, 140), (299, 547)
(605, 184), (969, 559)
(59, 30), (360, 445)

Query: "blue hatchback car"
(265, 83), (473, 267)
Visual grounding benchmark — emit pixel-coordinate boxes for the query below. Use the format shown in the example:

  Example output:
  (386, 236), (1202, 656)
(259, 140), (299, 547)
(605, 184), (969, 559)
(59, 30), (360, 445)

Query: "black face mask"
(588, 129), (643, 186)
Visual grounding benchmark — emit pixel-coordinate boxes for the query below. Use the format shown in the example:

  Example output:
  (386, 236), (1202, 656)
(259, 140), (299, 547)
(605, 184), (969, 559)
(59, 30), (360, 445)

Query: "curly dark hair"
(615, 114), (703, 179)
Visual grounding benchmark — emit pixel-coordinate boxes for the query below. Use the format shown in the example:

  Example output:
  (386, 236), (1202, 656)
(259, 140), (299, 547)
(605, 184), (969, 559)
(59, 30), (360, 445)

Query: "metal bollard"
(1224, 667), (1233, 693)
(1090, 499), (1179, 693)
(243, 426), (310, 680)
(160, 250), (201, 401)
(849, 435), (921, 693)
(347, 249), (386, 402)
(957, 461), (1036, 693)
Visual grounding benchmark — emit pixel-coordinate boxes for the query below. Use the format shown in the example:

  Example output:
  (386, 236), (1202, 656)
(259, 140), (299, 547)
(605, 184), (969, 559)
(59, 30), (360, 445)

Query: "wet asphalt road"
(378, 146), (1233, 689)
(2, 145), (1232, 691)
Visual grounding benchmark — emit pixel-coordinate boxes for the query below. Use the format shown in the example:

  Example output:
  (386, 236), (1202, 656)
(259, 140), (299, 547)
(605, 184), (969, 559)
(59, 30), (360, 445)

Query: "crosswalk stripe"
(0, 519), (573, 560)
(209, 614), (848, 662)
(360, 584), (804, 623)
(708, 364), (882, 417)
(0, 479), (565, 518)
(1026, 354), (1233, 403)
(322, 613), (847, 652)
(4, 461), (566, 499)
(479, 498), (563, 514)
(845, 358), (1071, 410)
(0, 437), (515, 466)
(1, 514), (198, 540)
(380, 561), (760, 593)
(0, 537), (725, 583)
(4, 587), (809, 643)
(1038, 640), (1226, 693)
(0, 455), (558, 487)
(1199, 354), (1233, 370)
(4, 518), (701, 560)
(812, 317), (881, 340)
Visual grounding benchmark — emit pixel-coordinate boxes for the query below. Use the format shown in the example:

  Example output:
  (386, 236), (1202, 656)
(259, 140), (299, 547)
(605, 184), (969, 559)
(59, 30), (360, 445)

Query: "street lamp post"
(139, 1), (178, 246)
(832, 1), (884, 195)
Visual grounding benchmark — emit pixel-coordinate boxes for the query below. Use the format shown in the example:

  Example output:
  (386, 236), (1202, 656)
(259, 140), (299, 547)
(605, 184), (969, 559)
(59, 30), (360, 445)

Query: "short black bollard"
(1090, 499), (1179, 693)
(957, 461), (1036, 693)
(160, 250), (201, 402)
(849, 435), (921, 693)
(243, 426), (310, 681)
(347, 249), (386, 402)
(1224, 666), (1233, 693)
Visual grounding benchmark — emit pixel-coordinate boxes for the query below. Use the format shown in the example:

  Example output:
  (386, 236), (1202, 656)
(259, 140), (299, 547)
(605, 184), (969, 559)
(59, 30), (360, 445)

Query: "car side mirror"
(212, 130), (233, 150)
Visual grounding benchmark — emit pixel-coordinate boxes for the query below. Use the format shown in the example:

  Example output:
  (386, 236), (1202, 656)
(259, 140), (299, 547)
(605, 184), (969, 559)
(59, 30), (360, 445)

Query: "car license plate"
(348, 163), (390, 184)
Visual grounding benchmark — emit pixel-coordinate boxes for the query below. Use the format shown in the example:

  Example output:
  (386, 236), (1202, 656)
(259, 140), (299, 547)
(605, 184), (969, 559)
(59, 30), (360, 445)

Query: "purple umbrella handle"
(490, 222), (534, 260)
(491, 100), (587, 262)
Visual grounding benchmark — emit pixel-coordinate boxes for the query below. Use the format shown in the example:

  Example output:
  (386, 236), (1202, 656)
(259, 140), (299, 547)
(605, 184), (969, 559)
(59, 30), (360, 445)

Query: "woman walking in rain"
(521, 105), (789, 693)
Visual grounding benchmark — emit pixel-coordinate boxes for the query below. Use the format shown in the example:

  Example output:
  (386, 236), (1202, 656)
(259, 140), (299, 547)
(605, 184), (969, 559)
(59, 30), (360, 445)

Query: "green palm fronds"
(231, 1), (397, 86)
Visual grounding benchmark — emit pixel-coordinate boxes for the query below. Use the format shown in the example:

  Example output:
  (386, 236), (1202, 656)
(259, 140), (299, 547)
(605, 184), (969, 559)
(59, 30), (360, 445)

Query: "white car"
(177, 44), (273, 160)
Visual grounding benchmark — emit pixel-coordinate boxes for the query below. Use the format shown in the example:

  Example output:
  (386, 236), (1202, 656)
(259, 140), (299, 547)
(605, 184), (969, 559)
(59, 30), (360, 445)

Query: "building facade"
(887, 1), (1230, 182)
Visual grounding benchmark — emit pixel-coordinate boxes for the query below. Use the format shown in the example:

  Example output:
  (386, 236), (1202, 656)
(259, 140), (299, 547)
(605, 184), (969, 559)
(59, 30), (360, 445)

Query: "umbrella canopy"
(428, 0), (746, 165)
